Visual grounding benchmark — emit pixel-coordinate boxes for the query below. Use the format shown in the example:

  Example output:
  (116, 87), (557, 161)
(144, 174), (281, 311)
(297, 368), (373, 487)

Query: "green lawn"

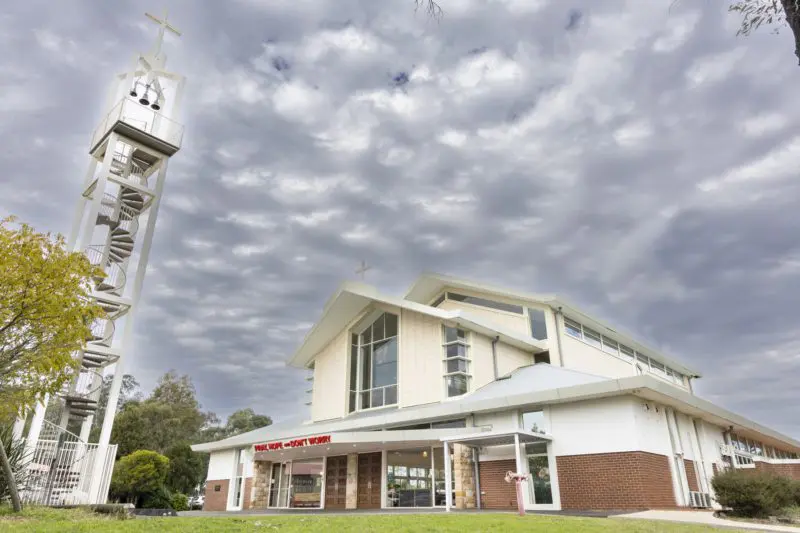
(0, 506), (751, 532)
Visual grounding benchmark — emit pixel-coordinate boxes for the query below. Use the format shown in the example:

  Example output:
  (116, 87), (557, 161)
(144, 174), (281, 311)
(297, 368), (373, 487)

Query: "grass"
(0, 506), (754, 532)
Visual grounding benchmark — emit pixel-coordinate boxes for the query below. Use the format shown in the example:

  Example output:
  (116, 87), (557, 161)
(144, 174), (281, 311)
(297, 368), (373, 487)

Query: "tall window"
(528, 308), (548, 340)
(348, 312), (398, 413)
(443, 325), (470, 397)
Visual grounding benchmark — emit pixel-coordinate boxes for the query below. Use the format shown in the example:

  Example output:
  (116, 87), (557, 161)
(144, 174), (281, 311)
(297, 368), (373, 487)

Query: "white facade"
(194, 273), (800, 512)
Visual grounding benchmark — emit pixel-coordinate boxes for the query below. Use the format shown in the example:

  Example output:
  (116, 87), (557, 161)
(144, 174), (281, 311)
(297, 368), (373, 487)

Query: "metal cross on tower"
(145, 9), (181, 59)
(19, 12), (187, 507)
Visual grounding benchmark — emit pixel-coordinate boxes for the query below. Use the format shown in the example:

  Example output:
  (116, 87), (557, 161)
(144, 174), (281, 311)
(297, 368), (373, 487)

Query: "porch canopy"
(252, 427), (487, 463)
(439, 430), (552, 512)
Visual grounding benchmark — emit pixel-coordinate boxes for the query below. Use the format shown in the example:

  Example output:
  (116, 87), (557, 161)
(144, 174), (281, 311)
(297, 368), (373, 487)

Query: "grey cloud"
(2, 0), (799, 438)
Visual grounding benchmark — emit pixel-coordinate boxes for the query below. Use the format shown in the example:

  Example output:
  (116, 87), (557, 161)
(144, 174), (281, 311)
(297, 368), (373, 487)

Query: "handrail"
(90, 97), (184, 150)
(84, 245), (126, 295)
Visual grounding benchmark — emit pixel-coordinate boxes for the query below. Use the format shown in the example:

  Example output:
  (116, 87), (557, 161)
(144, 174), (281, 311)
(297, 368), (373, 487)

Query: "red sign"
(254, 434), (331, 452)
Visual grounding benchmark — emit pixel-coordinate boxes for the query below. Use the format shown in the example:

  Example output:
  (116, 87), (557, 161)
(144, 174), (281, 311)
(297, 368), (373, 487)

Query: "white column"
(76, 134), (116, 253)
(444, 441), (452, 512)
(12, 415), (26, 441)
(24, 395), (49, 457)
(89, 159), (170, 503)
(514, 433), (523, 474)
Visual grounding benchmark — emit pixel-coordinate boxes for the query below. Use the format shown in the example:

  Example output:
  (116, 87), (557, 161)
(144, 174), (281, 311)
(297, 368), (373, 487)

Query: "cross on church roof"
(355, 260), (372, 280)
(145, 9), (181, 58)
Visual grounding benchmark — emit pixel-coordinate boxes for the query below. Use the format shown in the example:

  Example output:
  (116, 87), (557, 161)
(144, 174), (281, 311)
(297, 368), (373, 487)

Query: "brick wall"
(204, 479), (229, 511)
(557, 452), (676, 511)
(478, 460), (517, 510)
(684, 460), (699, 492)
(754, 462), (800, 480)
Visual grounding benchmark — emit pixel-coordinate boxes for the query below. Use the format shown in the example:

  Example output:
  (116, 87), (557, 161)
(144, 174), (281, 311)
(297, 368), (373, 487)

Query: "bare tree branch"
(415, 0), (443, 20)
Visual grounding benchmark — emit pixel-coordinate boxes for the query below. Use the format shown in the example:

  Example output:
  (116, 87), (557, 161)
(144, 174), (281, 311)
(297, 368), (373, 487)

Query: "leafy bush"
(109, 450), (170, 507)
(170, 492), (189, 511)
(712, 469), (795, 517)
(140, 486), (172, 509)
(0, 425), (30, 504)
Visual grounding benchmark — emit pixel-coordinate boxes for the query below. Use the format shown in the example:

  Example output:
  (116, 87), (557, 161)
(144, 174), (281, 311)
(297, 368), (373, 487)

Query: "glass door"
(526, 443), (553, 505)
(268, 462), (292, 508)
(432, 446), (455, 507)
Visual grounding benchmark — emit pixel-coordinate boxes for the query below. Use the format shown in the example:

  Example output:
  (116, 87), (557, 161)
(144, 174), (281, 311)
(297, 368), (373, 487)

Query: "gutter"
(553, 306), (565, 367)
(491, 336), (500, 380)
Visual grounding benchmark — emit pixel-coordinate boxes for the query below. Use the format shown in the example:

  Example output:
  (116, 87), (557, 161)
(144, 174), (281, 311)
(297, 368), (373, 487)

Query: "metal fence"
(22, 420), (117, 506)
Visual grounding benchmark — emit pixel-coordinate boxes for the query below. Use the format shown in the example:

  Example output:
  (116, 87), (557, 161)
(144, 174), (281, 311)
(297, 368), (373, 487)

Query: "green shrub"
(712, 469), (795, 517)
(140, 486), (172, 509)
(169, 492), (189, 511)
(109, 450), (170, 507)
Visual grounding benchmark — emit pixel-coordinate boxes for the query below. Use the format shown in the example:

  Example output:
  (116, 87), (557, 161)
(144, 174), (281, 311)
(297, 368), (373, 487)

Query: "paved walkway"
(618, 510), (799, 532)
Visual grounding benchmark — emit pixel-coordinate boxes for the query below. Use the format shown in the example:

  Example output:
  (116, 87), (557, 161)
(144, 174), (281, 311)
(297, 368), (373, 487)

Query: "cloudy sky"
(2, 0), (799, 438)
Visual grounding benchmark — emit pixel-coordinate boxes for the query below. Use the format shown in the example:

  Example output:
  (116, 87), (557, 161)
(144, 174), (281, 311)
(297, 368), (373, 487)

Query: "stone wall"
(453, 444), (476, 509)
(252, 461), (272, 509)
(345, 454), (358, 509)
(557, 451), (676, 510)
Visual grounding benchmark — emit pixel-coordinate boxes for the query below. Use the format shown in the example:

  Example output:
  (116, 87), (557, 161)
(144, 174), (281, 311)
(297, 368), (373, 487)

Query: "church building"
(192, 273), (800, 512)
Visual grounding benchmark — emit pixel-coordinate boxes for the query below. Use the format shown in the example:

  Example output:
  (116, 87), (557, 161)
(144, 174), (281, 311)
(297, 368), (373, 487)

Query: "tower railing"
(90, 97), (184, 150)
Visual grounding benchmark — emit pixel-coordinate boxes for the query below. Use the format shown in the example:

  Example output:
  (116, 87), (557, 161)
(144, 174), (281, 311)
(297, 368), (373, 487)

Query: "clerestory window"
(348, 312), (398, 413)
(443, 325), (470, 397)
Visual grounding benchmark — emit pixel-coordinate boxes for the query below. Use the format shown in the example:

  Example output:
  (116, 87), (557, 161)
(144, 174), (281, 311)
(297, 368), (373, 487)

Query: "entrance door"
(357, 452), (382, 509)
(268, 462), (291, 508)
(324, 456), (348, 509)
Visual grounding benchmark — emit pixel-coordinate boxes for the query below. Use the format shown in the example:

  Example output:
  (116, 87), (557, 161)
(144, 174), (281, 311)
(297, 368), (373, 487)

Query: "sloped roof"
(192, 364), (800, 453)
(404, 272), (701, 378)
(286, 281), (548, 369)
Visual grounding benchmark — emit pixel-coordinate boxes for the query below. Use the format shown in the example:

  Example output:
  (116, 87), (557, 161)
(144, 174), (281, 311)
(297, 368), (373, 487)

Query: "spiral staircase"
(61, 151), (153, 424)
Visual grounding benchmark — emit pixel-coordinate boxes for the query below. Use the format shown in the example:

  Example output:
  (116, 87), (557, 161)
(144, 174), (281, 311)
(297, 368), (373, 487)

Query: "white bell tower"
(21, 11), (187, 505)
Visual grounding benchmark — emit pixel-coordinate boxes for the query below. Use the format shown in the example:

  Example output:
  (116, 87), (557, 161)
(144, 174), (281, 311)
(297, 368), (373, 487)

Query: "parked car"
(189, 494), (204, 510)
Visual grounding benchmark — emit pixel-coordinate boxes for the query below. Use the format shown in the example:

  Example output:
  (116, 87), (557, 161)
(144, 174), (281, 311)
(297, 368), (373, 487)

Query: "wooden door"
(324, 456), (348, 509)
(357, 452), (382, 508)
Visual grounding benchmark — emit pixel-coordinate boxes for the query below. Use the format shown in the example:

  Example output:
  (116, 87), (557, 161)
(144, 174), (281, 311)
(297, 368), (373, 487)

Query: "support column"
(12, 415), (26, 442)
(453, 443), (476, 509)
(444, 441), (452, 512)
(345, 454), (358, 509)
(252, 461), (271, 509)
(24, 395), (49, 458)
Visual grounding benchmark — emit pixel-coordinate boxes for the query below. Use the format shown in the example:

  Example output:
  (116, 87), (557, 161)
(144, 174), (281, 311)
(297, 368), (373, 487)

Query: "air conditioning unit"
(689, 491), (712, 508)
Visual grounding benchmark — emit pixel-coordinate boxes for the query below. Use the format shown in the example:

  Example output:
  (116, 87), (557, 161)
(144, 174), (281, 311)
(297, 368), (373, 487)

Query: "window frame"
(348, 311), (399, 413)
(442, 325), (471, 398)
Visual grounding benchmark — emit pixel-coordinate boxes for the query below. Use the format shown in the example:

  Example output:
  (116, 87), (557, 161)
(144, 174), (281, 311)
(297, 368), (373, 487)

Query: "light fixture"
(423, 450), (428, 458)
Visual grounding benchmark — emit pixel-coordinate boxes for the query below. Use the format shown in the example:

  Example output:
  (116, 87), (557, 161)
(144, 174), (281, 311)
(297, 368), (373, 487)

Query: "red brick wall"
(754, 462), (800, 480)
(557, 452), (676, 511)
(204, 479), (229, 511)
(478, 460), (518, 510)
(684, 460), (699, 492)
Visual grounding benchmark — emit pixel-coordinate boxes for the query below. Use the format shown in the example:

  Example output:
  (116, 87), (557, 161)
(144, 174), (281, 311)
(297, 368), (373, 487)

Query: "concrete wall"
(310, 328), (349, 421)
(398, 307), (444, 407)
(560, 334), (637, 379)
(550, 397), (639, 456)
(208, 449), (236, 482)
(437, 295), (529, 335)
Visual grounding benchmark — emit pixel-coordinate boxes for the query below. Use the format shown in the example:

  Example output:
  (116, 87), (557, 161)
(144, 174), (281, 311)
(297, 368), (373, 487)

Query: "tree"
(0, 425), (29, 509)
(109, 450), (170, 507)
(730, 0), (800, 65)
(223, 408), (272, 437)
(415, 0), (443, 19)
(110, 371), (211, 457)
(89, 374), (141, 442)
(164, 444), (204, 495)
(0, 216), (104, 511)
